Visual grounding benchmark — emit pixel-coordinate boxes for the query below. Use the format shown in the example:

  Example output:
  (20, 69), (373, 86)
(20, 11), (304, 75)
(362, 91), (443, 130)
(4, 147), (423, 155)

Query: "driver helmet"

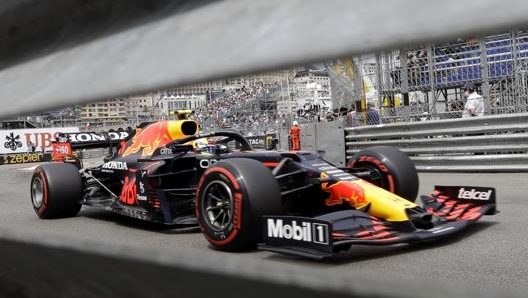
(205, 144), (218, 154)
(292, 121), (298, 126)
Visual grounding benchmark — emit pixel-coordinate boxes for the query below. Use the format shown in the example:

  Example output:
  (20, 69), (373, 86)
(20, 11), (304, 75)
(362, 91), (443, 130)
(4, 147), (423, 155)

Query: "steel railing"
(344, 113), (528, 172)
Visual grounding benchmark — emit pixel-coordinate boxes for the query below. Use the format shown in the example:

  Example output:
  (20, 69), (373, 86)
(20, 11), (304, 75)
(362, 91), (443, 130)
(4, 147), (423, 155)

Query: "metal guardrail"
(345, 113), (528, 172)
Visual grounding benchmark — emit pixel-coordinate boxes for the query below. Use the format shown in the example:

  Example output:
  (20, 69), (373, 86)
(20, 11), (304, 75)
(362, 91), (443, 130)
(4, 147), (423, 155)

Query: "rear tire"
(196, 158), (283, 251)
(30, 163), (83, 219)
(347, 146), (418, 202)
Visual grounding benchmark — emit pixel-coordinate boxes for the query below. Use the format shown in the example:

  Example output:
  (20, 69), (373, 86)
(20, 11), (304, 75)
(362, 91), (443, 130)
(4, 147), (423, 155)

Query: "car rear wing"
(51, 130), (132, 161)
(55, 130), (131, 149)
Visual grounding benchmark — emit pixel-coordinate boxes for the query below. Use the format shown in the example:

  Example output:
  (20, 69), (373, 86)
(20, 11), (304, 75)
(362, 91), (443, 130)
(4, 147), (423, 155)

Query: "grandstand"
(389, 33), (528, 90)
(194, 81), (285, 135)
(0, 119), (38, 130)
(327, 30), (528, 123)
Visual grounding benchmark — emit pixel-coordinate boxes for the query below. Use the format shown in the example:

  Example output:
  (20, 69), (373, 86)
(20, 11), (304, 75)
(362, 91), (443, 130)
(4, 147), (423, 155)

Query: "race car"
(30, 119), (497, 259)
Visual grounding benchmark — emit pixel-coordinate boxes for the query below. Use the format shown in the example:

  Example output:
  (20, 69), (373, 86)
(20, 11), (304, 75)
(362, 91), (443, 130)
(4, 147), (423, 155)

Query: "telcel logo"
(457, 188), (492, 200)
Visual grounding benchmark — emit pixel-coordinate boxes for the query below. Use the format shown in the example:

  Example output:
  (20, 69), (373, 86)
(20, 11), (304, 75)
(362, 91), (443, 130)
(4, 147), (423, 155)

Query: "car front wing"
(259, 186), (497, 259)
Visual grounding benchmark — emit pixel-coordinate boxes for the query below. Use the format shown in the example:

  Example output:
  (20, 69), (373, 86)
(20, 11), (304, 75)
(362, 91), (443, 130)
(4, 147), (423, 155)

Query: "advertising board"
(0, 127), (80, 154)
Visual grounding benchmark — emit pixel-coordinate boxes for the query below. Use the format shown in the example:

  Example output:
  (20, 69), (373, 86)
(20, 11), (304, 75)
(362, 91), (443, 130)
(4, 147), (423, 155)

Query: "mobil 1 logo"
(262, 216), (332, 252)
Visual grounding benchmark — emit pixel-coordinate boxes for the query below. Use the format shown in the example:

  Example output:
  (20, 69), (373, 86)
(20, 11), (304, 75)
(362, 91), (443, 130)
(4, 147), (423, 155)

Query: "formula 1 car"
(30, 119), (497, 259)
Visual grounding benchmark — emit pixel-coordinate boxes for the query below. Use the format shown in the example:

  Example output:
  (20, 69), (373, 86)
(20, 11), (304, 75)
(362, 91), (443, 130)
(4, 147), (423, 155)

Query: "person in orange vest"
(289, 120), (301, 151)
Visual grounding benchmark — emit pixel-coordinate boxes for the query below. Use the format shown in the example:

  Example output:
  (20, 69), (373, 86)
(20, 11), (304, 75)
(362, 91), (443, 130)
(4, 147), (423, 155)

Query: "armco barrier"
(345, 112), (528, 172)
(0, 228), (522, 298)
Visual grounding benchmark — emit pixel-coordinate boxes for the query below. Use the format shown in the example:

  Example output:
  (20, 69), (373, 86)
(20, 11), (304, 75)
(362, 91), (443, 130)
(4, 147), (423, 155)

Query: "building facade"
(290, 68), (332, 117)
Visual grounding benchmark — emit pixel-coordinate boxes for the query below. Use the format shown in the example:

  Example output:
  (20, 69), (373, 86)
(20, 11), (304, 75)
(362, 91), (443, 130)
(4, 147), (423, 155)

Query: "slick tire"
(30, 162), (83, 219)
(196, 158), (283, 251)
(347, 146), (418, 202)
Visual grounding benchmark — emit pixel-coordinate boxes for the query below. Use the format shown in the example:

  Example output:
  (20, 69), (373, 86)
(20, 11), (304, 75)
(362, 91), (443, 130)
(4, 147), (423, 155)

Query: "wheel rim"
(357, 163), (392, 191)
(202, 180), (233, 231)
(32, 177), (44, 208)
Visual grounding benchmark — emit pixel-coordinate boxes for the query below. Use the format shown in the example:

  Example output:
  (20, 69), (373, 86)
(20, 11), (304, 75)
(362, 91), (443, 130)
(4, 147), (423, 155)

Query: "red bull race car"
(30, 119), (497, 259)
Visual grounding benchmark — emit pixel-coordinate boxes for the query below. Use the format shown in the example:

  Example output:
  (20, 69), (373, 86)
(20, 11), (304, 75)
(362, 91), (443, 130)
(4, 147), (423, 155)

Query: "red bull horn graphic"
(121, 120), (198, 157)
(121, 121), (176, 157)
(321, 173), (368, 208)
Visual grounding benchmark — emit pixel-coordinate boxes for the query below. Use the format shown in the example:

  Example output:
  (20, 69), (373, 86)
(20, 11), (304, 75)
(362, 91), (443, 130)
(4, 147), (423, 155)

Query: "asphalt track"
(1, 161), (527, 295)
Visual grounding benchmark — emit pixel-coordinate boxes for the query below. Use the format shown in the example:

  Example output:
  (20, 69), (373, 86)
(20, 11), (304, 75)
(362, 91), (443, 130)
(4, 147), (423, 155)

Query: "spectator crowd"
(193, 81), (293, 135)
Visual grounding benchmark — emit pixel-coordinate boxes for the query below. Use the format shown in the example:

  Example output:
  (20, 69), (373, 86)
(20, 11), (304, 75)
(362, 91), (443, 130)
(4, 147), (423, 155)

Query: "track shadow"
(79, 207), (200, 234)
(78, 206), (497, 261)
(261, 221), (497, 264)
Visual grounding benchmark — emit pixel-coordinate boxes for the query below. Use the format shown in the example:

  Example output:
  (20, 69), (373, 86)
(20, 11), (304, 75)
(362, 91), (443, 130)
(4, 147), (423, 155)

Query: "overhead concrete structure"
(1, 0), (528, 118)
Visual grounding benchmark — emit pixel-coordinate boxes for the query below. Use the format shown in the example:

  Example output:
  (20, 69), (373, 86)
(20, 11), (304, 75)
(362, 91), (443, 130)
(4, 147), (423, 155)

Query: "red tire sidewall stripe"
(351, 156), (396, 193)
(197, 166), (242, 247)
(35, 168), (49, 217)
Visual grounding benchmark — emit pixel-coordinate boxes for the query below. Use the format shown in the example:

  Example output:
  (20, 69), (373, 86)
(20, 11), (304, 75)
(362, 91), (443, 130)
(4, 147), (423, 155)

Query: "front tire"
(31, 163), (83, 219)
(196, 158), (283, 251)
(347, 146), (419, 202)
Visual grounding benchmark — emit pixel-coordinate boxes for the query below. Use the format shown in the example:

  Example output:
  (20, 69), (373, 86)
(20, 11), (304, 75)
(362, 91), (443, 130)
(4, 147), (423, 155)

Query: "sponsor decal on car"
(435, 185), (496, 205)
(267, 219), (329, 244)
(122, 122), (173, 157)
(321, 173), (367, 208)
(158, 147), (173, 155)
(263, 216), (332, 252)
(136, 170), (148, 201)
(67, 131), (129, 143)
(102, 161), (128, 170)
(120, 175), (137, 205)
(457, 187), (493, 200)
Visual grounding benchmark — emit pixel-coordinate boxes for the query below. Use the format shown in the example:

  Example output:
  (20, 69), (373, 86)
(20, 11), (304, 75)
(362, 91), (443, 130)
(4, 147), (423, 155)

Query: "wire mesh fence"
(330, 29), (528, 127)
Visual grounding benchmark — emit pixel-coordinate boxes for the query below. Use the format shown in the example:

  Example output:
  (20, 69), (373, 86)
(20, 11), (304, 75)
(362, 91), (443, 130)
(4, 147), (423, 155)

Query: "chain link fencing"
(329, 29), (528, 127)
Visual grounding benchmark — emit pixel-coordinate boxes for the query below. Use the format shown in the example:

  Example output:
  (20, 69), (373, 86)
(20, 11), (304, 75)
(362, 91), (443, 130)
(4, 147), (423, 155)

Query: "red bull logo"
(321, 173), (367, 208)
(121, 122), (174, 157)
(121, 120), (198, 157)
